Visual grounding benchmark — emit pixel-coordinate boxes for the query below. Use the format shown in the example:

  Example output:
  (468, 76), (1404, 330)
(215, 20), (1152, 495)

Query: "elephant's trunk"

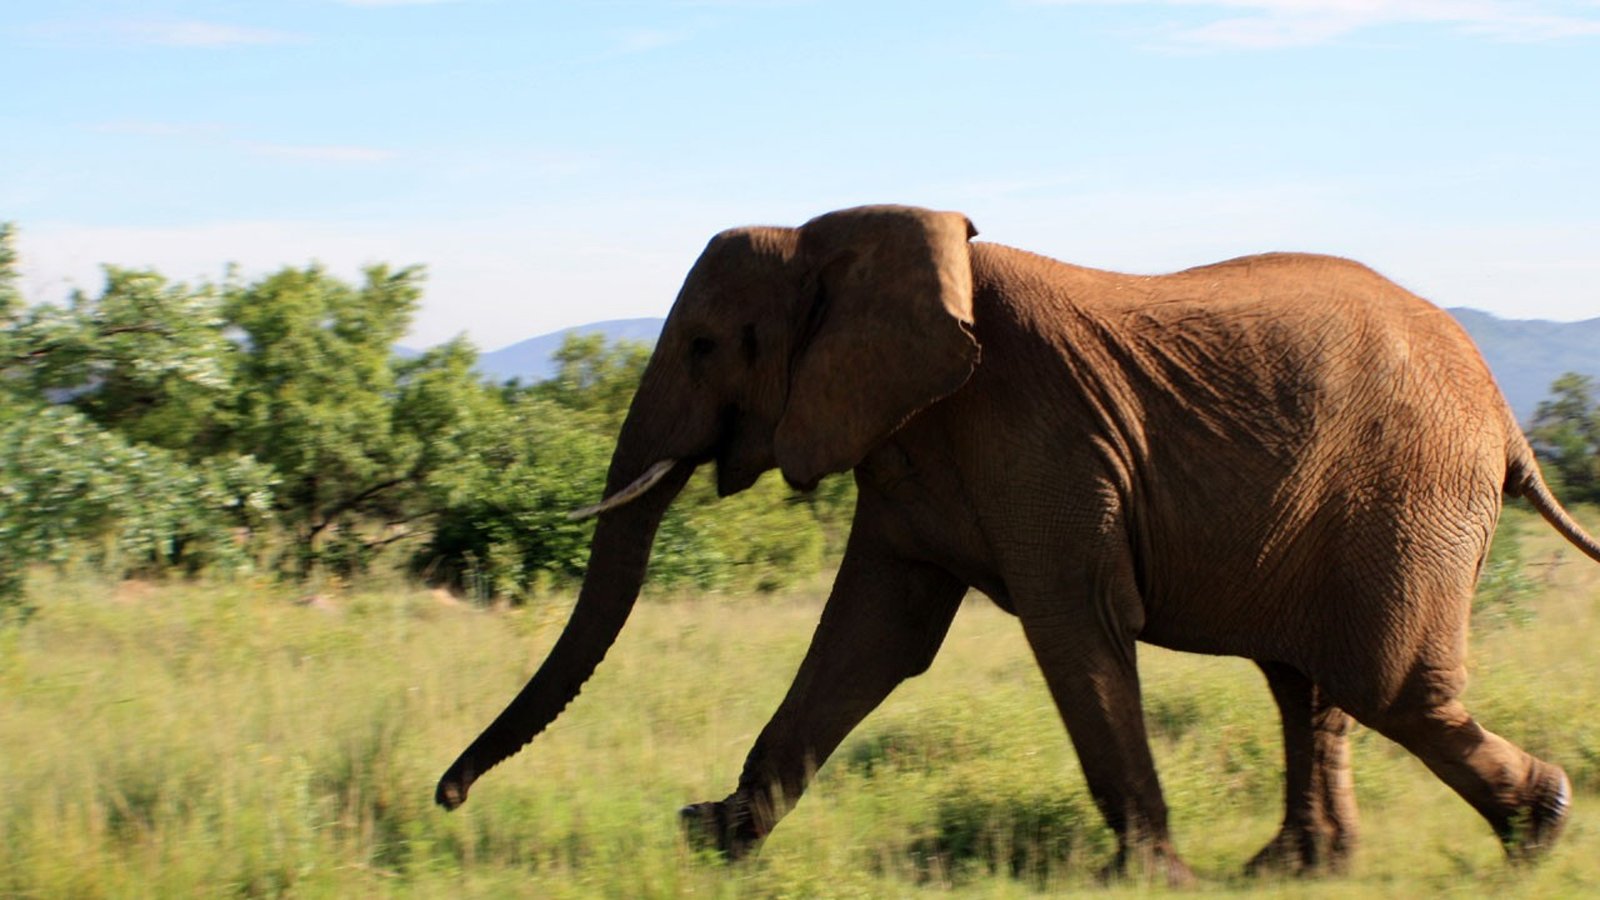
(435, 428), (693, 810)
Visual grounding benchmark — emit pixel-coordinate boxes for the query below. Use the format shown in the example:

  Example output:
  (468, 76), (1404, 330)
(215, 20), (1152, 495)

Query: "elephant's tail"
(1505, 427), (1600, 565)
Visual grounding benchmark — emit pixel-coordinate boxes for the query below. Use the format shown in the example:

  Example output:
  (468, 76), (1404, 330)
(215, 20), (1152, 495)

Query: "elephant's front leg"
(1016, 574), (1197, 887)
(681, 536), (965, 859)
(1247, 661), (1358, 876)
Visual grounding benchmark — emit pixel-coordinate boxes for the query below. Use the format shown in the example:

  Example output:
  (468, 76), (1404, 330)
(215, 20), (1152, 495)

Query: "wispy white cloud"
(671, 0), (814, 7)
(337, 0), (464, 7)
(936, 173), (1097, 202)
(92, 121), (232, 139)
(90, 120), (396, 165)
(1027, 0), (1600, 47)
(611, 28), (695, 54)
(123, 19), (304, 47)
(25, 18), (306, 48)
(245, 142), (398, 163)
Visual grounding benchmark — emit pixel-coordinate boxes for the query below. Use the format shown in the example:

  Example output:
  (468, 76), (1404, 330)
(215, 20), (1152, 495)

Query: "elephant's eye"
(690, 336), (717, 359)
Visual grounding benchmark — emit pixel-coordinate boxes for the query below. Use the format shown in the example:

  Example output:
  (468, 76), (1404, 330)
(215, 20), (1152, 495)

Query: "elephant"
(437, 205), (1600, 883)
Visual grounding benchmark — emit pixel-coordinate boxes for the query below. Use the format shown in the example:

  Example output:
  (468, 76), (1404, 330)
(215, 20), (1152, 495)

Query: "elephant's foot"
(1097, 840), (1197, 889)
(679, 797), (764, 861)
(1502, 762), (1570, 863)
(1244, 822), (1353, 877)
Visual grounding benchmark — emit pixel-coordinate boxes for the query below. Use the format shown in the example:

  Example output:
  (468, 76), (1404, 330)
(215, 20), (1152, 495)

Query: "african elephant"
(437, 205), (1600, 883)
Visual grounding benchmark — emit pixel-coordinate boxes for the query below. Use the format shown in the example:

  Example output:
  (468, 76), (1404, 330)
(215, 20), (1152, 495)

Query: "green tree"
(415, 332), (650, 599)
(222, 264), (495, 575)
(1, 223), (856, 604)
(2, 226), (230, 434)
(0, 224), (20, 383)
(0, 406), (276, 577)
(1473, 510), (1535, 627)
(417, 393), (611, 600)
(42, 269), (231, 454)
(1528, 373), (1600, 505)
(534, 332), (653, 432)
(0, 227), (275, 612)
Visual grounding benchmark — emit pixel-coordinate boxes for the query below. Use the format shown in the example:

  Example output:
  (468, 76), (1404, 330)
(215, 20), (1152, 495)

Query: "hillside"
(1446, 309), (1600, 423)
(466, 310), (1597, 421)
(476, 317), (664, 384)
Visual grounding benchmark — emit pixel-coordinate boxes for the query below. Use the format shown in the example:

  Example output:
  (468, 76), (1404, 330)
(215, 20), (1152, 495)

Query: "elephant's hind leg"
(1359, 677), (1570, 861)
(681, 534), (965, 860)
(1247, 661), (1358, 876)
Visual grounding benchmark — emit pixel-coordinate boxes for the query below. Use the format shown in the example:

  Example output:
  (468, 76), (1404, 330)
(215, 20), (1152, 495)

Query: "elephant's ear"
(775, 205), (980, 488)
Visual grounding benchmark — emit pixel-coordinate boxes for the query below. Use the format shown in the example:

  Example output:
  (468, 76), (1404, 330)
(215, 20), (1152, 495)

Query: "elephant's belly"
(1135, 583), (1299, 661)
(1137, 622), (1256, 658)
(907, 543), (1012, 613)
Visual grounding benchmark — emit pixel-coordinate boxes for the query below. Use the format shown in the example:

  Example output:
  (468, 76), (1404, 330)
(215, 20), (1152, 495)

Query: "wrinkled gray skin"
(437, 206), (1600, 884)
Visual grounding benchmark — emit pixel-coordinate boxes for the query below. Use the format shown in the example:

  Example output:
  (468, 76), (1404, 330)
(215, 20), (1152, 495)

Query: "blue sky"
(4, 1), (1598, 349)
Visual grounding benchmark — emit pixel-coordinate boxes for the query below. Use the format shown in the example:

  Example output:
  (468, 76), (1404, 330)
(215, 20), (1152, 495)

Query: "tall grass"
(3, 509), (1599, 896)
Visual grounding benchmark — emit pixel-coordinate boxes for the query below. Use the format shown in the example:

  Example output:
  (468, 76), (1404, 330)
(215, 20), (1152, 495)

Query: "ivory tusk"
(567, 459), (679, 521)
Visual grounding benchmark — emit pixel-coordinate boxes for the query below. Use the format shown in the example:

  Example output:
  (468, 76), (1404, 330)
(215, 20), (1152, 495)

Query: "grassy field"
(4, 507), (1600, 897)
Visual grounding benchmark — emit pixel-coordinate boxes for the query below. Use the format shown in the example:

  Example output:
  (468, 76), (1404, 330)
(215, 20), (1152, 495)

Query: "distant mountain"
(476, 317), (666, 384)
(1446, 309), (1600, 423)
(449, 309), (1595, 423)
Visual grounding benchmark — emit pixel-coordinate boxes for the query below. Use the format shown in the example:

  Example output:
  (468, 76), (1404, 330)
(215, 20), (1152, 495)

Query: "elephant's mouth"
(707, 403), (742, 468)
(709, 403), (743, 477)
(713, 403), (784, 497)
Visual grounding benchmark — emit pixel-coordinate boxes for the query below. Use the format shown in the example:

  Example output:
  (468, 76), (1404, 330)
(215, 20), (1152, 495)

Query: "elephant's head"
(436, 205), (980, 808)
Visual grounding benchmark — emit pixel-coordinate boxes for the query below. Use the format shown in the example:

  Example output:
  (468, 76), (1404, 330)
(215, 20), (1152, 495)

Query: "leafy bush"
(844, 711), (999, 778)
(909, 769), (1105, 885)
(1475, 508), (1537, 626)
(417, 394), (612, 600)
(0, 404), (276, 611)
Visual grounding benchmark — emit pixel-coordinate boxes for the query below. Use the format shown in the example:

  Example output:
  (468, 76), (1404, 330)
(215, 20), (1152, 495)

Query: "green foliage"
(0, 228), (279, 610)
(224, 264), (432, 572)
(0, 404), (276, 613)
(533, 331), (654, 433)
(1529, 372), (1600, 505)
(1474, 507), (1537, 626)
(419, 393), (612, 600)
(20, 267), (232, 453)
(0, 224), (21, 385)
(910, 776), (1101, 884)
(414, 332), (646, 598)
(651, 470), (832, 593)
(1, 228), (857, 602)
